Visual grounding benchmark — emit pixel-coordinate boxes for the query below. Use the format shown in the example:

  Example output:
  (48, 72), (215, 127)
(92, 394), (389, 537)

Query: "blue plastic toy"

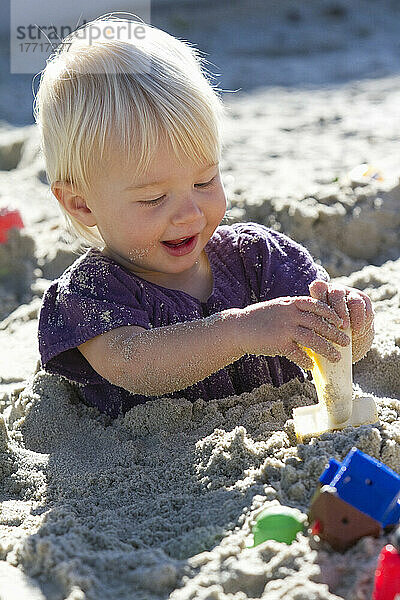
(309, 448), (400, 551)
(319, 447), (400, 527)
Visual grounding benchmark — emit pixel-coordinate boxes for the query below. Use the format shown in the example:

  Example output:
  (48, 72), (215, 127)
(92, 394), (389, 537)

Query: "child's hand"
(309, 280), (375, 363)
(236, 296), (351, 371)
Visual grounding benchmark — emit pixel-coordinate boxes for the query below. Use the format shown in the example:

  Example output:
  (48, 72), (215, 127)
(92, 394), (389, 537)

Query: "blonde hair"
(33, 15), (226, 248)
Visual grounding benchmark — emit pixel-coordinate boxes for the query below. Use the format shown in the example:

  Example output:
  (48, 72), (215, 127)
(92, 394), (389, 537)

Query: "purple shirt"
(38, 222), (329, 417)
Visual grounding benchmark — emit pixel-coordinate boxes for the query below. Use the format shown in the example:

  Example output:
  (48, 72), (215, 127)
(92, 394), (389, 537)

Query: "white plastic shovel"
(293, 328), (378, 442)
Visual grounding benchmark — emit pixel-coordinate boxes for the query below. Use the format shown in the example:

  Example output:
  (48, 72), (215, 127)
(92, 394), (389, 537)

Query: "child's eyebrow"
(124, 163), (218, 191)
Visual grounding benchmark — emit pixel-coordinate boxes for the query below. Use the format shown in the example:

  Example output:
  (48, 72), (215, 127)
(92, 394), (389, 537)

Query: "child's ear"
(51, 181), (97, 227)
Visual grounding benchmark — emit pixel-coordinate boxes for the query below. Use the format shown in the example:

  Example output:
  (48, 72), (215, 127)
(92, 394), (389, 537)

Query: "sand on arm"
(99, 308), (245, 396)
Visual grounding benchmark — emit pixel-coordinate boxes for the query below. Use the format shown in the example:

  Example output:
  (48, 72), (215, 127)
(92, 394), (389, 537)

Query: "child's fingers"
(295, 297), (343, 328)
(298, 312), (350, 347)
(356, 289), (375, 326)
(296, 326), (341, 362)
(346, 292), (367, 333)
(309, 279), (329, 303)
(286, 342), (314, 371)
(327, 287), (350, 329)
(309, 282), (374, 333)
(308, 281), (351, 328)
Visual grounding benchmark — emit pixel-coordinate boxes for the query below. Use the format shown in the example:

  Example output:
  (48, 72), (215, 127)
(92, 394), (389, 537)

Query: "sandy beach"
(1, 2), (400, 598)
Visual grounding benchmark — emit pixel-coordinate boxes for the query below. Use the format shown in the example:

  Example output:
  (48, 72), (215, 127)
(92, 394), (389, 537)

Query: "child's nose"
(171, 194), (203, 225)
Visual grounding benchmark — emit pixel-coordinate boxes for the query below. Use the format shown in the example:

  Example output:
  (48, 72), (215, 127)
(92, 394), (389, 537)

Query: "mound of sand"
(0, 252), (399, 599)
(0, 267), (398, 600)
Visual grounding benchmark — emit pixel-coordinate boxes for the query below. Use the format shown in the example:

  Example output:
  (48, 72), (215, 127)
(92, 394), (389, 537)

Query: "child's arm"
(79, 309), (244, 396)
(78, 298), (349, 397)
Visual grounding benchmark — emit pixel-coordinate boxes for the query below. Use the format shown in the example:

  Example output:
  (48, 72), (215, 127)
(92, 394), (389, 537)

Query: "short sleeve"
(232, 222), (329, 302)
(38, 250), (152, 385)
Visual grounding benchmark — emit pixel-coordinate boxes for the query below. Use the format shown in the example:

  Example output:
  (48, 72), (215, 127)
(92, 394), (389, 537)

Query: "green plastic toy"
(252, 506), (304, 546)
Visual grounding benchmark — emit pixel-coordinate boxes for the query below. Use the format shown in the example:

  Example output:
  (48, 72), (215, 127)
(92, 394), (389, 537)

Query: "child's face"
(82, 141), (227, 282)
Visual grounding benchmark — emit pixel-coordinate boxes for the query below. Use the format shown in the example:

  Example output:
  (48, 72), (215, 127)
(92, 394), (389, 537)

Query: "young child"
(34, 16), (374, 418)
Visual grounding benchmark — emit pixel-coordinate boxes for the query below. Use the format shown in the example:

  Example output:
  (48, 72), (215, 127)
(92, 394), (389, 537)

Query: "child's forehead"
(104, 141), (217, 184)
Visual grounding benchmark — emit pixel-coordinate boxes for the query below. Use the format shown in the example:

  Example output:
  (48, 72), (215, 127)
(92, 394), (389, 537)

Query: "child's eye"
(138, 175), (216, 206)
(140, 195), (165, 206)
(195, 176), (216, 188)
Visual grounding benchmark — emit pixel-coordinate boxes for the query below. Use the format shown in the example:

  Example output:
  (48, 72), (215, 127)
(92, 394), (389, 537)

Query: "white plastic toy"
(293, 328), (378, 442)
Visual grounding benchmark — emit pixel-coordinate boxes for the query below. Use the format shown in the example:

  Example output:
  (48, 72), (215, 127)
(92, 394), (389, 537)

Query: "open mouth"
(162, 236), (195, 248)
(161, 234), (198, 256)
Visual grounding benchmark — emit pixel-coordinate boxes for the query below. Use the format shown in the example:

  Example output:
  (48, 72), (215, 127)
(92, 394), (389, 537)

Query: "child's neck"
(102, 247), (213, 302)
(144, 250), (213, 302)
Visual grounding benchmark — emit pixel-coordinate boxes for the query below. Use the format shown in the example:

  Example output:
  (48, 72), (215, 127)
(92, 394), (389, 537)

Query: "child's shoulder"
(212, 222), (322, 274)
(46, 247), (129, 299)
(52, 247), (105, 281)
(213, 221), (270, 244)
(212, 221), (294, 252)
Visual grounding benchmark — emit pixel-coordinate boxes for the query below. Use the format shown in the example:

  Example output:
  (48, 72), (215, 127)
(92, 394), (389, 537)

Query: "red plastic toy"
(0, 207), (24, 243)
(373, 528), (400, 600)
